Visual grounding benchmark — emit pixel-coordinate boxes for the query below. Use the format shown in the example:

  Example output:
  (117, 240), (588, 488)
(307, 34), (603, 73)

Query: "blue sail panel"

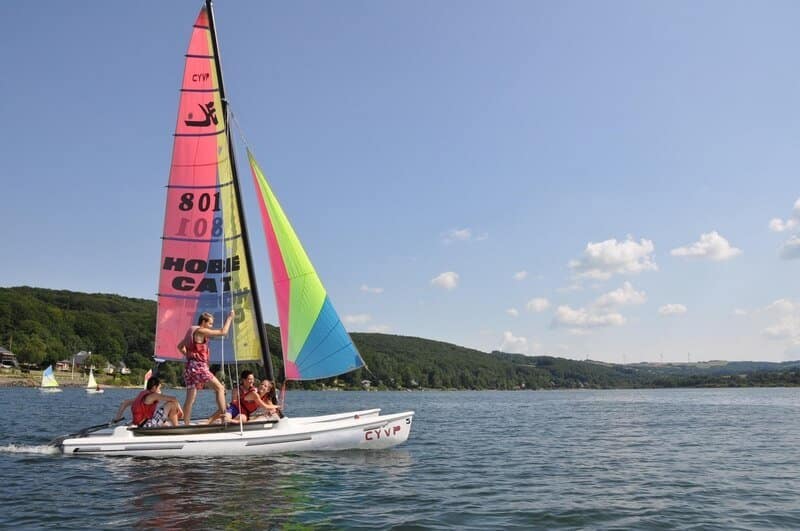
(293, 297), (364, 380)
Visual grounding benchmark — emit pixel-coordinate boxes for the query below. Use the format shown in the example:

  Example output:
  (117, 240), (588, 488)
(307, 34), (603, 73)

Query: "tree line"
(2, 286), (799, 389)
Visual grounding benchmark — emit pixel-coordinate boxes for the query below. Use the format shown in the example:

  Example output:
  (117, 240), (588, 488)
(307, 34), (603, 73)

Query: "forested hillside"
(2, 287), (799, 389)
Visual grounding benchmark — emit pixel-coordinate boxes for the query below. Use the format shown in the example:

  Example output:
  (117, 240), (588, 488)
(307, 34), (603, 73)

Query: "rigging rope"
(230, 106), (287, 415)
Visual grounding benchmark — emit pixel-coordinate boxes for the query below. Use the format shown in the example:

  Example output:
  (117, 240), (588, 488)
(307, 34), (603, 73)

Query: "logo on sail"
(185, 101), (218, 127)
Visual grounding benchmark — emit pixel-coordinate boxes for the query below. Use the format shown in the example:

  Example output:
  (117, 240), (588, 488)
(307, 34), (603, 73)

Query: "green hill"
(1, 286), (799, 389)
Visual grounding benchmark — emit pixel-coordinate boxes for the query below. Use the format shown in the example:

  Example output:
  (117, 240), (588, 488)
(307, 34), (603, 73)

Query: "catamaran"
(56, 0), (413, 456)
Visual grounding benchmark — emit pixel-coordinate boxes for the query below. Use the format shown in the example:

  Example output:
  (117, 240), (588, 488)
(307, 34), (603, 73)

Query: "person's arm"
(112, 398), (134, 422)
(146, 392), (179, 405)
(249, 391), (280, 411)
(196, 310), (235, 338)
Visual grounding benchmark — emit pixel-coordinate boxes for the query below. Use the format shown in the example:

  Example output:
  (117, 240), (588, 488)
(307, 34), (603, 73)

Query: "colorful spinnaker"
(248, 151), (365, 380)
(154, 7), (262, 365)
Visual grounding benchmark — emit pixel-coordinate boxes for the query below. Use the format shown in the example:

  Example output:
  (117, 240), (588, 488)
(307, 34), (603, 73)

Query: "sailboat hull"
(58, 409), (414, 457)
(86, 389), (105, 394)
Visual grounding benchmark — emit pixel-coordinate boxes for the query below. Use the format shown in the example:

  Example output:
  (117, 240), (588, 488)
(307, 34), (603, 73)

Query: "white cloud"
(431, 271), (459, 290)
(367, 324), (392, 333)
(343, 313), (371, 325)
(526, 297), (550, 313)
(500, 331), (528, 354)
(568, 237), (657, 280)
(552, 305), (626, 329)
(780, 236), (800, 260)
(766, 298), (796, 314)
(360, 284), (384, 294)
(512, 271), (528, 281)
(441, 228), (487, 244)
(769, 218), (798, 232)
(733, 308), (748, 316)
(763, 318), (799, 340)
(506, 308), (519, 317)
(670, 231), (741, 261)
(594, 281), (646, 307)
(762, 299), (800, 354)
(770, 199), (800, 260)
(769, 198), (800, 232)
(658, 304), (687, 316)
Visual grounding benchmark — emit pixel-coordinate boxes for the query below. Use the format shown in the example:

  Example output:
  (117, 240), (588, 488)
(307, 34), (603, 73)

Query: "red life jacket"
(132, 390), (158, 425)
(238, 386), (260, 416)
(184, 326), (209, 363)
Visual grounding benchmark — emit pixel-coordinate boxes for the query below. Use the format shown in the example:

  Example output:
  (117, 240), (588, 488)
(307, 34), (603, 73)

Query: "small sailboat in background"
(86, 368), (104, 394)
(40, 365), (62, 393)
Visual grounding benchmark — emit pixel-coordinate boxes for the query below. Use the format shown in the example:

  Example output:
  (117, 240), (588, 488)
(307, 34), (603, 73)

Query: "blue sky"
(2, 1), (799, 363)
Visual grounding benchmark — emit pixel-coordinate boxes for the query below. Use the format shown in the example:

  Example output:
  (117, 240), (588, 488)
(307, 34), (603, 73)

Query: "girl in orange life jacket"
(178, 310), (233, 425)
(112, 376), (183, 427)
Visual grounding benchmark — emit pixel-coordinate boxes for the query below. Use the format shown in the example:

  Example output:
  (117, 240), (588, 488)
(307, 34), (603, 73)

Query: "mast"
(205, 0), (275, 381)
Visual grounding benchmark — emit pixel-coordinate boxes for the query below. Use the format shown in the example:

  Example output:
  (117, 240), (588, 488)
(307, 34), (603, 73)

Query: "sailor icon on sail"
(184, 101), (218, 127)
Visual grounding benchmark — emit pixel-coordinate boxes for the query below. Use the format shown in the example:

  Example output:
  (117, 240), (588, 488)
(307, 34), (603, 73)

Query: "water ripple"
(1, 388), (800, 528)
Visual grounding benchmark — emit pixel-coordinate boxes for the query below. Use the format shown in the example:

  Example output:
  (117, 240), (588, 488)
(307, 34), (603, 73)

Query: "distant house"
(118, 361), (131, 375)
(0, 347), (18, 368)
(73, 351), (92, 367)
(55, 360), (71, 371)
(104, 363), (115, 375)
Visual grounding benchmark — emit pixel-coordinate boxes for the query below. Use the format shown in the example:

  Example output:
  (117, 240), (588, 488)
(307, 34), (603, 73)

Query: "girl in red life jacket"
(112, 376), (183, 427)
(177, 310), (234, 425)
(207, 371), (280, 424)
(247, 378), (283, 420)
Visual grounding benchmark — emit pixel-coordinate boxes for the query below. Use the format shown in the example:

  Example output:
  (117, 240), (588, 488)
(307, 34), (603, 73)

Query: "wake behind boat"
(55, 0), (413, 456)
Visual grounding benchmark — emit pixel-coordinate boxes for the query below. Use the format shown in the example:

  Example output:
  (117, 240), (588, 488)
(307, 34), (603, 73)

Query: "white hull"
(59, 408), (414, 457)
(39, 388), (62, 393)
(86, 389), (105, 394)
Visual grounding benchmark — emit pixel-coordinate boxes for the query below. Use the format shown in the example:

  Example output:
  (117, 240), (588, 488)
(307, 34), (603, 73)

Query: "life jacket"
(184, 325), (209, 363)
(131, 390), (158, 425)
(238, 386), (261, 416)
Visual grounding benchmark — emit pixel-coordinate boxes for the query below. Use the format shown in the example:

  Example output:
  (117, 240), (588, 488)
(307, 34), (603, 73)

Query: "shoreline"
(0, 374), (143, 389)
(2, 373), (799, 391)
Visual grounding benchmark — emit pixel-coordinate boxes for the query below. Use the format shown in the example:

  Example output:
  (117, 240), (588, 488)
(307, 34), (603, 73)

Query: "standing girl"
(178, 310), (233, 424)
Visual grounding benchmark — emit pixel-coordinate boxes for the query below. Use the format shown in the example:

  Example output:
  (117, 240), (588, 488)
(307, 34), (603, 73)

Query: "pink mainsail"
(154, 7), (261, 364)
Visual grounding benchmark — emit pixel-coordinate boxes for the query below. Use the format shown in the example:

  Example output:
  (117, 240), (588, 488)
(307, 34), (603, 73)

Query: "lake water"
(1, 387), (799, 529)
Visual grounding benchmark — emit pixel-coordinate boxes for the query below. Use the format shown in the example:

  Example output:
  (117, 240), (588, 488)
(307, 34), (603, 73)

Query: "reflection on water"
(91, 448), (414, 528)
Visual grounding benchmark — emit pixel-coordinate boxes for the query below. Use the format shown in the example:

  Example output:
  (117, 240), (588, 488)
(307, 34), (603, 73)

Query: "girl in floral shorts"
(178, 310), (234, 424)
